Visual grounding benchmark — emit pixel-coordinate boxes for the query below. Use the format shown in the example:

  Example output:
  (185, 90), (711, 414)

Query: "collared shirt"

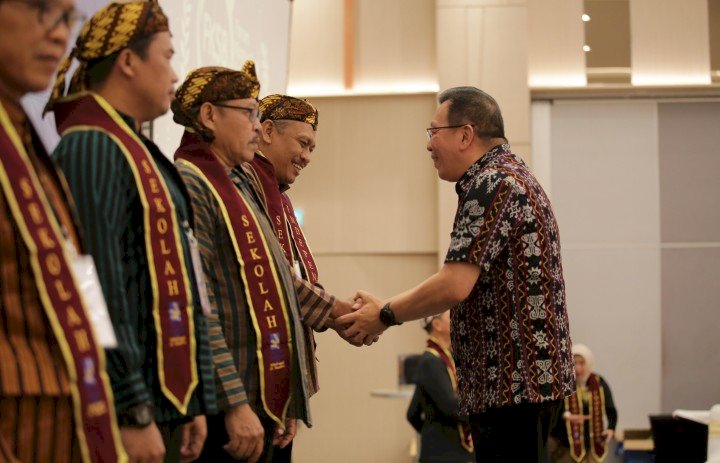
(52, 116), (217, 422)
(177, 161), (334, 417)
(0, 100), (75, 397)
(445, 144), (574, 414)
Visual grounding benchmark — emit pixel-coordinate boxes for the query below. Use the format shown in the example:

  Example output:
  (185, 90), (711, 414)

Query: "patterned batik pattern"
(171, 62), (261, 140)
(259, 94), (318, 130)
(446, 144), (575, 415)
(47, 0), (169, 111)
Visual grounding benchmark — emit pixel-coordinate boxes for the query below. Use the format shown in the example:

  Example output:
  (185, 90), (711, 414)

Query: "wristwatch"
(379, 302), (402, 327)
(118, 402), (155, 428)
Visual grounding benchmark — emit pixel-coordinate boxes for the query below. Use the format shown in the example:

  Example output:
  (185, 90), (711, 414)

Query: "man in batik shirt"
(340, 86), (575, 463)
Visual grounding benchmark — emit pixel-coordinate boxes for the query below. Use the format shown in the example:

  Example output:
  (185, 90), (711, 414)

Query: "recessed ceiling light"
(583, 45), (591, 52)
(582, 14), (591, 22)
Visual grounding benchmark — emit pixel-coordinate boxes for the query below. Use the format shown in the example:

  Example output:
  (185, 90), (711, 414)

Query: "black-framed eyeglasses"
(426, 124), (472, 140)
(213, 103), (261, 123)
(6, 0), (86, 34)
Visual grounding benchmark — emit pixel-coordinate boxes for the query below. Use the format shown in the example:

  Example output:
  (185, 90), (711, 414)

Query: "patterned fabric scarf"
(46, 0), (169, 112)
(566, 373), (608, 462)
(259, 94), (318, 130)
(171, 62), (261, 141)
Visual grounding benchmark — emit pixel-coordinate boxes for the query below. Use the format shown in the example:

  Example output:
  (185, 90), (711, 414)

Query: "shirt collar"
(455, 143), (509, 195)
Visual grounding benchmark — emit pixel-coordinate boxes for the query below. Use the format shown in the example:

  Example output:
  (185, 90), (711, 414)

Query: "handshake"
(326, 290), (391, 347)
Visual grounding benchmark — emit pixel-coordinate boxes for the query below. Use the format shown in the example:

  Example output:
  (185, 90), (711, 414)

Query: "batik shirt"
(446, 144), (574, 415)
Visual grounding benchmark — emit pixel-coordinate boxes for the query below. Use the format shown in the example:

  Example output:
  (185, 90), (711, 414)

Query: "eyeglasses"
(426, 124), (472, 140)
(7, 0), (86, 34)
(213, 103), (261, 123)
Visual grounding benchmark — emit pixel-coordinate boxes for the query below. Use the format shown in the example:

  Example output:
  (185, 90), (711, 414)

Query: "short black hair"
(86, 34), (155, 89)
(438, 86), (506, 140)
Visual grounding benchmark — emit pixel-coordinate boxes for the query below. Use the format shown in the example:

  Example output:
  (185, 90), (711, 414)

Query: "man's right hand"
(121, 423), (166, 463)
(328, 298), (380, 347)
(223, 403), (264, 462)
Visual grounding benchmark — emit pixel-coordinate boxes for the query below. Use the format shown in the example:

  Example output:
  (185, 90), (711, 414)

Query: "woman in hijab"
(549, 344), (618, 463)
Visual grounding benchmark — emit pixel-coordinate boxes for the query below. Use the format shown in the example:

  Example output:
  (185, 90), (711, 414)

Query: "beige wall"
(355, 0), (437, 89)
(630, 0), (711, 85)
(284, 94), (441, 462)
(528, 0), (586, 87)
(287, 2), (442, 459)
(287, 95), (438, 254)
(288, 0), (437, 95)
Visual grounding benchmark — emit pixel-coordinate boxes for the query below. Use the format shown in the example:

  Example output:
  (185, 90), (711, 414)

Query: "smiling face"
(426, 101), (474, 182)
(0, 0), (75, 97)
(259, 119), (316, 185)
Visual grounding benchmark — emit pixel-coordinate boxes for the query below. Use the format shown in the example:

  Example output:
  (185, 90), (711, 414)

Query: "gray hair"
(438, 86), (506, 140)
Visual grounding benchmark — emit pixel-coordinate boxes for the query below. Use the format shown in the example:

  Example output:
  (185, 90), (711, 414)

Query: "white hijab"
(572, 343), (595, 387)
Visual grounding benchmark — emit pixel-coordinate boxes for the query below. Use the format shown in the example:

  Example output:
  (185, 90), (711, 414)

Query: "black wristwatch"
(118, 402), (155, 428)
(379, 302), (402, 327)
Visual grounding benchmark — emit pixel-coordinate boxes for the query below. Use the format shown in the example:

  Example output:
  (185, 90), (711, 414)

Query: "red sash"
(53, 93), (197, 413)
(247, 155), (293, 262)
(0, 101), (125, 462)
(565, 373), (608, 462)
(248, 156), (319, 283)
(175, 132), (293, 424)
(426, 337), (474, 453)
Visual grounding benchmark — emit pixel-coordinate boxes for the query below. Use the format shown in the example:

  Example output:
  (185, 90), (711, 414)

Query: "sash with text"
(176, 132), (293, 424)
(54, 93), (198, 413)
(0, 101), (125, 463)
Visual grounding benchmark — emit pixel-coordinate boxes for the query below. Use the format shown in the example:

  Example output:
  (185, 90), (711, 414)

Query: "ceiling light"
(583, 45), (591, 52)
(582, 14), (591, 22)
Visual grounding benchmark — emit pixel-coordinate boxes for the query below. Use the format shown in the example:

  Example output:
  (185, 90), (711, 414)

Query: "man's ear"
(459, 125), (475, 150)
(114, 49), (138, 79)
(198, 102), (216, 133)
(260, 119), (275, 144)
